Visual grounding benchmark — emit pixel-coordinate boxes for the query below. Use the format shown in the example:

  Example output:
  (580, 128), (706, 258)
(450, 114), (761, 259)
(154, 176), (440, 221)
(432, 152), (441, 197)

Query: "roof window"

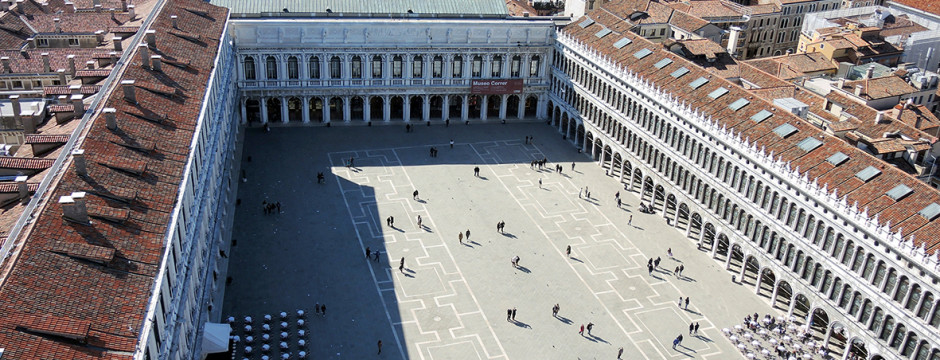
(855, 166), (881, 182)
(751, 110), (773, 123)
(708, 87), (729, 99)
(729, 98), (750, 111)
(654, 58), (673, 69)
(773, 123), (798, 138)
(579, 17), (595, 28)
(634, 48), (653, 59)
(689, 77), (708, 89)
(670, 67), (689, 78)
(613, 38), (632, 49)
(826, 152), (848, 166)
(885, 184), (913, 201)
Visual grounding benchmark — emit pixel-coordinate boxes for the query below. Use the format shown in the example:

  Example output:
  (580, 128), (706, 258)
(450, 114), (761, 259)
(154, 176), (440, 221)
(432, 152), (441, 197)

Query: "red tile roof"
(0, 0), (229, 357)
(890, 0), (940, 15)
(43, 85), (103, 96)
(0, 157), (56, 170)
(25, 134), (70, 144)
(563, 9), (940, 254)
(0, 182), (40, 193)
(0, 49), (104, 73)
(29, 13), (132, 34)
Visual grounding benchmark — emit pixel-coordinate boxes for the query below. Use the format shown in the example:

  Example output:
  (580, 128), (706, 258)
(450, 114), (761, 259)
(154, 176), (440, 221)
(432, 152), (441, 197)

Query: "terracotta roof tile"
(0, 182), (40, 193)
(0, 157), (55, 170)
(889, 0), (940, 15)
(841, 75), (917, 100)
(29, 13), (132, 34)
(43, 85), (103, 96)
(25, 134), (70, 144)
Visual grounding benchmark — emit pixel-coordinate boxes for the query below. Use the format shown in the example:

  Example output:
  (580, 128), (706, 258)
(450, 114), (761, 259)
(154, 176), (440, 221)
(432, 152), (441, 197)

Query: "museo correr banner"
(470, 79), (524, 95)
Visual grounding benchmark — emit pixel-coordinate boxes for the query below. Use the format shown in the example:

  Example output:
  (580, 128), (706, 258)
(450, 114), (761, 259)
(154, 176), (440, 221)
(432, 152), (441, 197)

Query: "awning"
(201, 322), (231, 354)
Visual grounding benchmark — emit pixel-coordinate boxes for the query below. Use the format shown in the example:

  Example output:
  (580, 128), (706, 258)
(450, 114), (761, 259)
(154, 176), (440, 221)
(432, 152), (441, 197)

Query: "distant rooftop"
(211, 0), (509, 17)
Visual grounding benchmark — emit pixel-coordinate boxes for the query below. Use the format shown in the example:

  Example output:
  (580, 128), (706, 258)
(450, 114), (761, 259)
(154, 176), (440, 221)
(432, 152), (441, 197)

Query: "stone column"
(770, 281), (780, 308)
(619, 161), (626, 183)
(725, 247), (734, 270)
(482, 54), (492, 80)
(403, 95), (411, 122)
(343, 96), (351, 122)
(480, 95), (488, 121)
(443, 95), (450, 121)
(281, 97), (289, 123)
(754, 268), (763, 293)
(711, 233), (721, 258)
(240, 98), (247, 124)
(521, 54), (531, 81)
(499, 94), (508, 120)
(537, 94), (547, 119)
(364, 97), (371, 122)
(323, 97), (331, 123)
(517, 95), (526, 119)
(787, 296), (798, 318)
(422, 95), (430, 121)
(383, 95), (391, 122)
(738, 259), (748, 283)
(443, 55), (453, 84)
(461, 95), (469, 120)
(259, 97), (268, 124)
(302, 97), (310, 123)
(698, 225), (706, 249)
(364, 55), (373, 82)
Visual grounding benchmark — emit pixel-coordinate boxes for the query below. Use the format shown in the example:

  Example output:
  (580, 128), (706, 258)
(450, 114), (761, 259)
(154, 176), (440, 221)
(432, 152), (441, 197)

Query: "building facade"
(231, 18), (555, 126)
(550, 9), (940, 360)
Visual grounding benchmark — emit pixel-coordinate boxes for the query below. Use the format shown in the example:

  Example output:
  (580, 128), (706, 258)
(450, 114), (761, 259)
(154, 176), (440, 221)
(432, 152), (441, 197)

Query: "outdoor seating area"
(723, 313), (834, 360)
(227, 310), (309, 359)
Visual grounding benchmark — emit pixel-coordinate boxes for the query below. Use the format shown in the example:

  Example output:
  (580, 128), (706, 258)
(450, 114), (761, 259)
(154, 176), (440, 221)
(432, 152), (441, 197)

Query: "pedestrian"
(450, 139), (454, 148)
(529, 135), (534, 144)
(507, 308), (512, 321)
(366, 247), (371, 259)
(417, 215), (422, 228)
(538, 178), (542, 189)
(400, 257), (405, 273)
(678, 296), (683, 307)
(525, 136), (529, 144)
(406, 124), (411, 133)
(672, 337), (679, 349)
(465, 229), (470, 240)
(679, 264), (685, 277)
(566, 245), (571, 257)
(667, 248), (673, 257)
(386, 216), (391, 226)
(694, 322), (700, 334)
(377, 340), (382, 354)
(618, 347), (624, 359)
(571, 162), (575, 171)
(579, 187), (583, 198)
(321, 304), (326, 317)
(617, 198), (622, 208)
(552, 304), (559, 317)
(315, 303), (321, 315)
(677, 334), (683, 346)
(496, 221), (501, 232)
(647, 264), (653, 275)
(586, 322), (594, 335)
(276, 201), (281, 213)
(689, 323), (694, 334)
(430, 147), (434, 157)
(349, 157), (355, 168)
(511, 255), (520, 267)
(684, 297), (689, 309)
(648, 258), (653, 267)
(674, 266), (679, 276)
(374, 250), (381, 262)
(579, 324), (585, 336)
(474, 166), (480, 177)
(615, 191), (620, 200)
(511, 308), (517, 320)
(413, 190), (419, 200)
(458, 232), (464, 244)
(655, 257), (661, 268)
(628, 215), (633, 225)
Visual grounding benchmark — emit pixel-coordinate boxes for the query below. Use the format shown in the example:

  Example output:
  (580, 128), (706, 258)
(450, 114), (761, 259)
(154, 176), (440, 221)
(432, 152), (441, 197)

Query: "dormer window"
(37, 38), (49, 47)
(68, 38), (79, 47)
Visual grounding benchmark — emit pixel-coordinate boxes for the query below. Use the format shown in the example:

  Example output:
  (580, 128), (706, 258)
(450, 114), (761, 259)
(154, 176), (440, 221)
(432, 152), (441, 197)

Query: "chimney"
(874, 111), (883, 124)
(916, 115), (923, 129)
(171, 15), (178, 29)
(94, 3), (101, 12)
(72, 149), (86, 176)
(864, 66), (874, 79)
(112, 36), (122, 51)
(103, 107), (117, 129)
(67, 54), (76, 75)
(10, 95), (21, 125)
(151, 55), (162, 72)
(69, 84), (81, 94)
(54, 18), (61, 33)
(837, 78), (845, 89)
(854, 84), (864, 97)
(71, 94), (84, 119)
(60, 191), (88, 223)
(16, 175), (28, 199)
(0, 0), (8, 11)
(27, 37), (35, 48)
(120, 0), (126, 11)
(122, 80), (136, 103)
(905, 98), (913, 109)
(786, 49), (792, 56)
(138, 43), (150, 68)
(85, 60), (95, 69)
(127, 4), (135, 18)
(109, 51), (117, 66)
(95, 30), (105, 43)
(145, 30), (156, 49)
(1, 57), (10, 73)
(41, 52), (50, 72)
(57, 69), (66, 84)
(92, 0), (99, 8)
(726, 26), (741, 56)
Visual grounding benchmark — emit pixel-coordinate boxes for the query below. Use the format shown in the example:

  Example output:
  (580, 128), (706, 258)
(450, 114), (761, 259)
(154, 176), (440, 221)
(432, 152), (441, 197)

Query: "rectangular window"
(433, 57), (443, 78)
(37, 38), (49, 47)
(392, 57), (402, 78)
(330, 58), (341, 79)
(351, 57), (362, 79)
(68, 38), (79, 46)
(413, 57), (423, 78)
(372, 57), (382, 78)
(453, 57), (463, 77)
(472, 57), (482, 78)
(12, 80), (22, 89)
(529, 56), (540, 77)
(510, 57), (521, 77)
(491, 57), (502, 77)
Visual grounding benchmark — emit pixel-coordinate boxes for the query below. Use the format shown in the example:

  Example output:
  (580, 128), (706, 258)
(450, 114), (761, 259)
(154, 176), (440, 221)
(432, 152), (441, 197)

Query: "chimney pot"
(103, 107), (117, 129)
(16, 175), (28, 199)
(57, 68), (66, 84)
(121, 80), (136, 103)
(67, 54), (76, 75)
(72, 149), (86, 176)
(109, 51), (117, 66)
(0, 0), (8, 11)
(10, 95), (21, 124)
(60, 191), (88, 223)
(95, 30), (105, 43)
(112, 36), (123, 51)
(854, 84), (864, 97)
(171, 15), (178, 29)
(54, 17), (61, 33)
(145, 30), (156, 49)
(1, 56), (10, 73)
(71, 94), (84, 119)
(138, 43), (150, 68)
(94, 3), (101, 12)
(151, 55), (162, 72)
(41, 52), (50, 72)
(128, 4), (135, 18)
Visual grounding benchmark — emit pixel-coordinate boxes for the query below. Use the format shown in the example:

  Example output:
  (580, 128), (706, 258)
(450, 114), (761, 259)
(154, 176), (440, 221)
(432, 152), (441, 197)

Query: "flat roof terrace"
(222, 122), (777, 359)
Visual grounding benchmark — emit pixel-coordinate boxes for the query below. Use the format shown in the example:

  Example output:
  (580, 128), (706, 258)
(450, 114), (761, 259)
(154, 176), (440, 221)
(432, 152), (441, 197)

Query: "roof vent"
(137, 43), (150, 69)
(121, 80), (136, 104)
(103, 107), (117, 130)
(16, 175), (28, 199)
(72, 149), (86, 176)
(151, 55), (162, 72)
(171, 15), (178, 29)
(59, 191), (88, 223)
(112, 36), (122, 51)
(145, 29), (156, 49)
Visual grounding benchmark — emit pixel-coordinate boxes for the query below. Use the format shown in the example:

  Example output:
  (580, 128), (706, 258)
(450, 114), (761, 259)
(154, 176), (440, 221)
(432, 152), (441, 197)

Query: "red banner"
(470, 79), (523, 95)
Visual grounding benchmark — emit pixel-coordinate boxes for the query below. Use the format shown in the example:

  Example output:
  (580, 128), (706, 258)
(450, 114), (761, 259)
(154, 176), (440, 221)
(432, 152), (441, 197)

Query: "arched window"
(510, 55), (521, 77)
(432, 56), (443, 78)
(392, 55), (403, 78)
(471, 55), (483, 78)
(452, 55), (463, 77)
(351, 56), (362, 79)
(308, 56), (320, 79)
(491, 55), (503, 77)
(330, 56), (342, 79)
(413, 55), (423, 78)
(287, 56), (299, 79)
(372, 56), (383, 78)
(530, 55), (541, 77)
(265, 56), (278, 79)
(244, 56), (256, 80)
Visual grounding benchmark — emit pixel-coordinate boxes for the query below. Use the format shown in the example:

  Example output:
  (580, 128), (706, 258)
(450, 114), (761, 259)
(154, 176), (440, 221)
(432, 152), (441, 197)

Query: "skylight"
(579, 17), (595, 28)
(613, 38), (632, 49)
(919, 203), (940, 220)
(885, 184), (913, 201)
(751, 110), (773, 123)
(708, 87), (729, 99)
(826, 152), (848, 166)
(595, 27), (612, 38)
(689, 77), (709, 89)
(654, 58), (673, 69)
(772, 123), (798, 138)
(796, 137), (823, 152)
(729, 98), (750, 111)
(855, 166), (881, 182)
(670, 67), (689, 78)
(634, 48), (653, 59)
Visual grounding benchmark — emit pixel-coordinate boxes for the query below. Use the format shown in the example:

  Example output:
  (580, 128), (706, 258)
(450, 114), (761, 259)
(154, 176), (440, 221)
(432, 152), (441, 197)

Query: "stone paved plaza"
(222, 122), (780, 359)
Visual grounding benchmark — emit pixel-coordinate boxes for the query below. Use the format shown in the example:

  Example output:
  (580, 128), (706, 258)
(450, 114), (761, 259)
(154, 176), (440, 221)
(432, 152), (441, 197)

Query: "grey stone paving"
(222, 122), (778, 360)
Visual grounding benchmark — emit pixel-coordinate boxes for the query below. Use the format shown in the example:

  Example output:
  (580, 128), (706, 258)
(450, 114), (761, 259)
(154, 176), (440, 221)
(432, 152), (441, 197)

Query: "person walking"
(366, 247), (371, 259)
(458, 232), (464, 244)
(677, 334), (684, 346)
(386, 216), (391, 227)
(507, 308), (512, 321)
(586, 322), (594, 335)
(617, 198), (622, 208)
(579, 324), (585, 336)
(465, 229), (471, 240)
(689, 323), (694, 334)
(374, 250), (381, 262)
(413, 190), (419, 200)
(321, 304), (326, 317)
(667, 248), (673, 258)
(417, 215), (422, 229)
(579, 187), (583, 198)
(679, 264), (685, 277)
(694, 322), (700, 334)
(684, 297), (690, 310)
(571, 162), (575, 171)
(674, 266), (680, 276)
(399, 257), (405, 273)
(474, 166), (480, 177)
(377, 340), (383, 354)
(315, 303), (321, 315)
(628, 215), (633, 225)
(511, 308), (517, 320)
(566, 245), (571, 258)
(538, 178), (542, 189)
(672, 337), (679, 349)
(678, 296), (683, 307)
(618, 347), (624, 359)
(655, 257), (661, 268)
(552, 304), (559, 317)
(647, 263), (653, 275)
(390, 216), (395, 227)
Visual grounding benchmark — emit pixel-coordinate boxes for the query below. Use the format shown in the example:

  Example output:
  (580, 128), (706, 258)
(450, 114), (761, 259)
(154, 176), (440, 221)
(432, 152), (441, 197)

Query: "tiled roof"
(889, 0), (940, 15)
(841, 75), (917, 100)
(505, 0), (537, 16)
(678, 39), (725, 58)
(666, 0), (744, 19)
(0, 182), (40, 193)
(44, 85), (103, 96)
(0, 157), (56, 170)
(0, 0), (229, 358)
(25, 134), (70, 144)
(75, 69), (115, 78)
(563, 9), (940, 254)
(0, 11), (34, 49)
(0, 49), (104, 74)
(745, 52), (837, 80)
(669, 10), (709, 32)
(48, 103), (93, 113)
(29, 13), (132, 34)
